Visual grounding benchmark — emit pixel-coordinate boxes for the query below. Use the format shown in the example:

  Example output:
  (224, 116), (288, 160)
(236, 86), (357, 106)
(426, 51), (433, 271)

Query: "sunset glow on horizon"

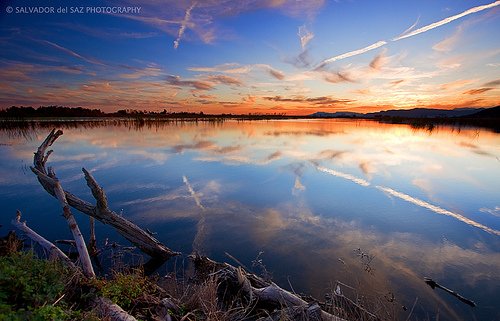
(1, 0), (499, 114)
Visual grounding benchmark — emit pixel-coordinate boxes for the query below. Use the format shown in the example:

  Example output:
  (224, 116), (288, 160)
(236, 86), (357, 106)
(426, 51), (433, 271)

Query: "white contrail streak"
(376, 186), (500, 236)
(182, 175), (205, 210)
(174, 2), (196, 49)
(393, 1), (500, 41)
(318, 40), (387, 67)
(317, 166), (371, 187)
(317, 1), (499, 67)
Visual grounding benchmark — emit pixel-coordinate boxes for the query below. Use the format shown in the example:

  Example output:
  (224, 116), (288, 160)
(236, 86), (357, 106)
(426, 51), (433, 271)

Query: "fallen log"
(191, 254), (348, 321)
(31, 129), (179, 260)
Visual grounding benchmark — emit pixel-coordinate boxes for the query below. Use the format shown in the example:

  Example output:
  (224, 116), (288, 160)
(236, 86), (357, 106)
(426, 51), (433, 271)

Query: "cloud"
(188, 63), (284, 80)
(369, 49), (389, 70)
(323, 71), (355, 83)
(298, 25), (314, 49)
(166, 75), (214, 90)
(479, 206), (500, 218)
(463, 88), (494, 95)
(268, 68), (285, 80)
(174, 2), (196, 49)
(206, 74), (243, 86)
(439, 79), (475, 90)
(483, 79), (500, 87)
(264, 95), (353, 105)
(41, 40), (104, 66)
(318, 40), (387, 67)
(432, 25), (463, 52)
(393, 1), (500, 41)
(376, 186), (500, 236)
(120, 66), (164, 79)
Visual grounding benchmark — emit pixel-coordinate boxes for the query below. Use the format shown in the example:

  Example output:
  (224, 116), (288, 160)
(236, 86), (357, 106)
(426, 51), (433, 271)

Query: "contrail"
(317, 1), (499, 67)
(182, 175), (205, 210)
(393, 1), (500, 41)
(42, 40), (104, 65)
(376, 186), (500, 236)
(317, 165), (499, 236)
(317, 166), (371, 187)
(318, 40), (387, 68)
(174, 2), (196, 49)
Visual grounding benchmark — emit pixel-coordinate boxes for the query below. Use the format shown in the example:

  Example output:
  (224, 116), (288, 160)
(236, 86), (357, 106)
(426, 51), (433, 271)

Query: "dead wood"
(93, 297), (138, 321)
(191, 254), (347, 321)
(424, 277), (476, 307)
(31, 129), (179, 260)
(53, 179), (95, 278)
(12, 210), (76, 269)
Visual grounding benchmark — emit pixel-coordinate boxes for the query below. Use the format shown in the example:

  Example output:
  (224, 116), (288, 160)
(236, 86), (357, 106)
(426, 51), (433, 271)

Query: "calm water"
(1, 119), (499, 320)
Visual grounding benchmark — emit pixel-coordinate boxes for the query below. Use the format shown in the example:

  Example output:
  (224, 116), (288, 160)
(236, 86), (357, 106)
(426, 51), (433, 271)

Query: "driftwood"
(93, 297), (138, 321)
(31, 129), (179, 260)
(191, 254), (348, 321)
(53, 179), (95, 278)
(424, 277), (476, 307)
(20, 129), (375, 321)
(12, 211), (137, 321)
(12, 210), (76, 269)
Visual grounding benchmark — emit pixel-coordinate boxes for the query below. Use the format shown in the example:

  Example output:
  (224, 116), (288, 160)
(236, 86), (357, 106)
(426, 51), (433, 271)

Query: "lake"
(1, 119), (499, 320)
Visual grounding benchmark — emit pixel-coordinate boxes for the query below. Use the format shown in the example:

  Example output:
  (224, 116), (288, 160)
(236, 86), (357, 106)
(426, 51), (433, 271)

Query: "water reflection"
(1, 119), (499, 320)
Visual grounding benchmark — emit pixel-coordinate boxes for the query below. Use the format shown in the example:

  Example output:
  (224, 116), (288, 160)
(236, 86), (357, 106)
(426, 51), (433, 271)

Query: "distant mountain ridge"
(309, 107), (499, 119)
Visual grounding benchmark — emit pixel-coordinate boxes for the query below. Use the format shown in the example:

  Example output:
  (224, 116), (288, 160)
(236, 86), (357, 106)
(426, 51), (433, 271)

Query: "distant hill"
(465, 106), (500, 118)
(366, 107), (484, 118)
(309, 107), (489, 119)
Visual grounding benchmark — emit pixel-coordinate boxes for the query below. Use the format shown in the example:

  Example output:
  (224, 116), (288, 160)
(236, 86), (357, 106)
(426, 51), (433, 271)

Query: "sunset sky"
(0, 0), (499, 114)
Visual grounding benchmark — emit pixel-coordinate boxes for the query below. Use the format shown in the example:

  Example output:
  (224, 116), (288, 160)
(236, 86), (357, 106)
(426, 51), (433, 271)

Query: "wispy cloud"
(298, 25), (314, 49)
(41, 40), (104, 66)
(463, 88), (493, 95)
(369, 49), (389, 70)
(264, 95), (353, 105)
(377, 186), (500, 236)
(174, 2), (197, 49)
(393, 1), (500, 41)
(480, 206), (500, 218)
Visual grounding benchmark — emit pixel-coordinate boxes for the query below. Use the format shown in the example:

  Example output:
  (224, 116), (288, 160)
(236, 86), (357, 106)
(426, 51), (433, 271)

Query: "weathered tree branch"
(53, 179), (95, 278)
(12, 211), (137, 321)
(31, 129), (179, 260)
(93, 297), (138, 321)
(191, 254), (348, 321)
(12, 210), (76, 269)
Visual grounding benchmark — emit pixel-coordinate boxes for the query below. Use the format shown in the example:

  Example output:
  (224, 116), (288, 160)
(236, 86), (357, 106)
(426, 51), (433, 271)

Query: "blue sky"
(0, 0), (499, 114)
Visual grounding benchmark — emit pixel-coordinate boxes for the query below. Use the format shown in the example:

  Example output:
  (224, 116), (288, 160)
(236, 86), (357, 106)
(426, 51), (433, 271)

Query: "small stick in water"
(424, 277), (476, 307)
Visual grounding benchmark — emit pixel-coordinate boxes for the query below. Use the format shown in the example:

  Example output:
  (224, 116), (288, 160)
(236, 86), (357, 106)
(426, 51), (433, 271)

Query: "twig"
(405, 297), (418, 321)
(424, 277), (476, 307)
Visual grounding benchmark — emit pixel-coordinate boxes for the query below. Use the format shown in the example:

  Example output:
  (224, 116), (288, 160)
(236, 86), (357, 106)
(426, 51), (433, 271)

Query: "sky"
(0, 0), (499, 115)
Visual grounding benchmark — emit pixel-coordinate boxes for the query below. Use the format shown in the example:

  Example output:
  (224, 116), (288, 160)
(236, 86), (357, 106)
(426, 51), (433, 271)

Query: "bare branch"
(31, 129), (179, 261)
(12, 210), (76, 269)
(82, 168), (109, 212)
(53, 180), (95, 278)
(33, 129), (63, 174)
